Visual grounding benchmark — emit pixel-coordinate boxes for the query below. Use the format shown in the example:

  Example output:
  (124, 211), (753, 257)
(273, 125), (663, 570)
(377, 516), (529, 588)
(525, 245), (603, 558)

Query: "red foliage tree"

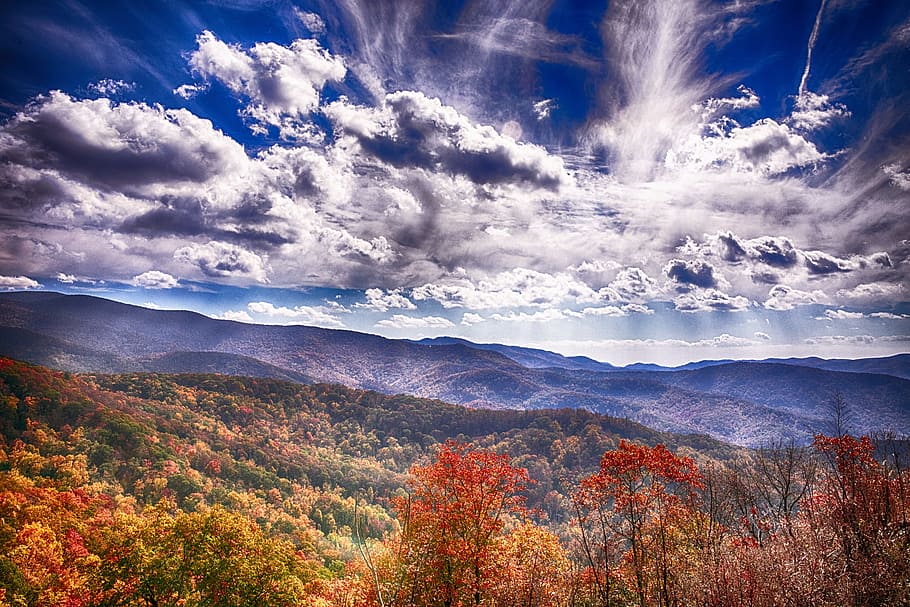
(377, 440), (531, 607)
(573, 440), (703, 607)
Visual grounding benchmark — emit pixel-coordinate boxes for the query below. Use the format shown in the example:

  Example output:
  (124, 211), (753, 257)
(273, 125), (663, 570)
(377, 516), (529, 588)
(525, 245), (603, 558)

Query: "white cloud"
(883, 163), (910, 191)
(667, 119), (827, 176)
(412, 268), (602, 310)
(358, 288), (416, 312)
(836, 282), (906, 304)
(173, 83), (207, 99)
(870, 312), (910, 320)
(56, 273), (77, 283)
(325, 91), (570, 189)
(489, 309), (567, 322)
(131, 270), (179, 289)
(246, 301), (345, 328)
(461, 312), (485, 326)
(664, 258), (718, 288)
(532, 98), (555, 120)
(577, 302), (656, 317)
(763, 285), (828, 311)
(673, 288), (751, 313)
(578, 305), (627, 317)
(789, 91), (849, 132)
(87, 79), (135, 96)
(820, 309), (865, 320)
(698, 85), (760, 121)
(216, 310), (255, 323)
(375, 314), (455, 329)
(754, 331), (772, 341)
(187, 30), (345, 138)
(0, 92), (249, 195)
(294, 9), (325, 34)
(602, 267), (662, 303)
(0, 275), (41, 290)
(174, 241), (270, 283)
(804, 335), (910, 346)
(383, 187), (422, 215)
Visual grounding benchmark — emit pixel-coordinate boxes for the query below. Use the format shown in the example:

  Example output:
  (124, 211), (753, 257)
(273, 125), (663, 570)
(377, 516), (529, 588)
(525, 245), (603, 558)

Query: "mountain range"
(1, 291), (908, 446)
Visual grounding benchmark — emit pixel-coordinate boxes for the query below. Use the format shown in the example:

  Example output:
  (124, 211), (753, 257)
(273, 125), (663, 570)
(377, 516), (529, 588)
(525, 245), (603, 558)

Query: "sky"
(0, 0), (909, 366)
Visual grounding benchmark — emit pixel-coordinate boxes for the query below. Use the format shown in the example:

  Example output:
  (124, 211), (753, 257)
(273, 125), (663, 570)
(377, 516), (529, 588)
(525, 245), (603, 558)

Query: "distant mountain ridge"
(1, 291), (908, 446)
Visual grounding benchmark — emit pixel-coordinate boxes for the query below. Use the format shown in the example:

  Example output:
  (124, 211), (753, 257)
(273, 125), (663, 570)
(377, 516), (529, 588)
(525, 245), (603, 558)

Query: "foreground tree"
(95, 503), (312, 607)
(573, 441), (703, 607)
(361, 441), (530, 607)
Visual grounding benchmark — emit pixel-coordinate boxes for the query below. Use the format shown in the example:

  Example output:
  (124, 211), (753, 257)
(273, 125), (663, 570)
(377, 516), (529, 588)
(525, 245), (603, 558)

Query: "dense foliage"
(1, 357), (907, 606)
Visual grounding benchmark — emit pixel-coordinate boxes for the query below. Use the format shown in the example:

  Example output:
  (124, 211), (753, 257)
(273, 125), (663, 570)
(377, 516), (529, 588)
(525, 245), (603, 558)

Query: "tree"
(371, 441), (531, 607)
(488, 521), (571, 607)
(95, 503), (311, 607)
(573, 441), (703, 607)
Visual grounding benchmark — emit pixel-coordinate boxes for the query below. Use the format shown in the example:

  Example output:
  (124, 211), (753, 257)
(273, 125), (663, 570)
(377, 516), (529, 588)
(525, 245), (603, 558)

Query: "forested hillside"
(1, 357), (908, 606)
(3, 293), (910, 446)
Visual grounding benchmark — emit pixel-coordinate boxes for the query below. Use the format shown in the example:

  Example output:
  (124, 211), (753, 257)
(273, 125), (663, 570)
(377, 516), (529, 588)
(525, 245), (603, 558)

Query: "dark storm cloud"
(665, 258), (717, 288)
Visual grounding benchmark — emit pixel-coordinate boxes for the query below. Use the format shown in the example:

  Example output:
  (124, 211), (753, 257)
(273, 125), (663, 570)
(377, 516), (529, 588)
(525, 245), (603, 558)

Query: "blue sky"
(1, 0), (908, 365)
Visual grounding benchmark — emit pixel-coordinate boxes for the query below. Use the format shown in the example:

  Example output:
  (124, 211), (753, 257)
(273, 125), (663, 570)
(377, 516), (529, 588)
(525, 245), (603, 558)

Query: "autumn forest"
(1, 356), (908, 606)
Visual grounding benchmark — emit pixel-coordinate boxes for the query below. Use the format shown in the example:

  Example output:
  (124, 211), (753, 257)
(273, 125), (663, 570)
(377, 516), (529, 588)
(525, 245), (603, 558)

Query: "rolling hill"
(1, 291), (908, 446)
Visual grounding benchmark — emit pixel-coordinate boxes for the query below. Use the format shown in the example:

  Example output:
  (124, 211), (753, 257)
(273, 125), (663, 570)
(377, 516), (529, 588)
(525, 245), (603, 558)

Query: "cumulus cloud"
(836, 282), (906, 304)
(576, 303), (654, 317)
(461, 312), (485, 326)
(0, 92), (248, 194)
(698, 85), (760, 121)
(489, 309), (567, 322)
(56, 273), (76, 283)
(357, 288), (416, 312)
(187, 30), (346, 138)
(743, 236), (800, 268)
(870, 312), (910, 320)
(820, 309), (865, 320)
(375, 314), (455, 329)
(803, 250), (855, 275)
(701, 232), (893, 284)
(664, 258), (717, 288)
(245, 300), (346, 327)
(803, 250), (892, 275)
(673, 288), (751, 313)
(576, 305), (627, 317)
(173, 83), (207, 99)
(0, 275), (41, 290)
(412, 268), (603, 310)
(174, 241), (270, 282)
(131, 270), (179, 289)
(789, 91), (850, 132)
(325, 91), (570, 189)
(754, 331), (772, 341)
(667, 118), (827, 176)
(601, 267), (662, 303)
(763, 285), (828, 310)
(216, 309), (255, 323)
